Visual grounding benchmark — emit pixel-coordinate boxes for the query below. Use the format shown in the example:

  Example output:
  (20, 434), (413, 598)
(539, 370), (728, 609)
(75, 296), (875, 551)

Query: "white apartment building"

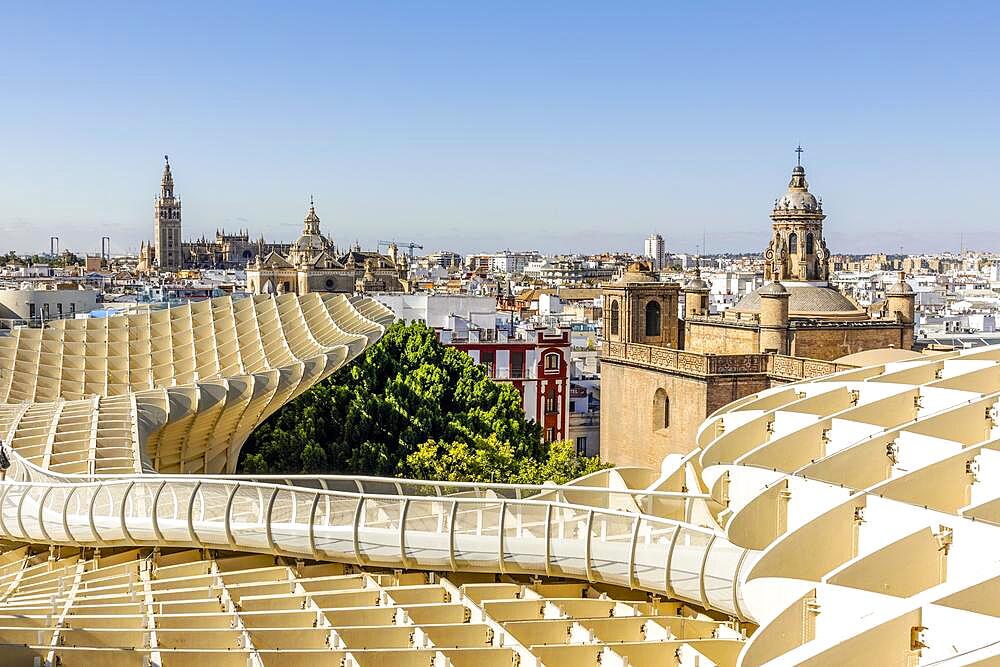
(489, 251), (540, 275)
(0, 284), (100, 325)
(643, 233), (665, 269)
(426, 251), (462, 269)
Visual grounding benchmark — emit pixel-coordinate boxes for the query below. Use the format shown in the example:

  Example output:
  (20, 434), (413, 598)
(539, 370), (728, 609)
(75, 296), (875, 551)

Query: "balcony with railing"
(602, 341), (855, 380)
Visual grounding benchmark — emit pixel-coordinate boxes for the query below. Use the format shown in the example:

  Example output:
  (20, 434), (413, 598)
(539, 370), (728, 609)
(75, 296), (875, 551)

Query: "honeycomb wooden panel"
(7, 294), (999, 663)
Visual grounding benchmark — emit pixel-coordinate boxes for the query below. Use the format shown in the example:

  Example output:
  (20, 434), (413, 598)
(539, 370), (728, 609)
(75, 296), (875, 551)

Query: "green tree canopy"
(238, 320), (608, 483)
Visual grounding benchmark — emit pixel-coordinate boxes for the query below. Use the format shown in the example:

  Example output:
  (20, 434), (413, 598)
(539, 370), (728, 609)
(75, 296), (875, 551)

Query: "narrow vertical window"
(645, 301), (661, 337)
(544, 353), (560, 371)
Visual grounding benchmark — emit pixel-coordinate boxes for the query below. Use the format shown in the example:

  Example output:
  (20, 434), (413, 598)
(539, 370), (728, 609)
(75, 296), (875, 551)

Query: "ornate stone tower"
(886, 271), (916, 349)
(683, 267), (710, 319)
(764, 148), (830, 283)
(154, 155), (182, 272)
(758, 281), (790, 354)
(602, 262), (680, 349)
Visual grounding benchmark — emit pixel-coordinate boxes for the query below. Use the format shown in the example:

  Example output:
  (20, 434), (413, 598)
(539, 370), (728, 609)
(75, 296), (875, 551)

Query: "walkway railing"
(0, 453), (754, 622)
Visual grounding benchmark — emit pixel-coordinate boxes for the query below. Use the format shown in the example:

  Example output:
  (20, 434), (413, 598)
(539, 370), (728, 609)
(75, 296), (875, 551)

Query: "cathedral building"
(138, 156), (407, 292)
(600, 154), (917, 468)
(138, 156), (295, 272)
(245, 199), (407, 296)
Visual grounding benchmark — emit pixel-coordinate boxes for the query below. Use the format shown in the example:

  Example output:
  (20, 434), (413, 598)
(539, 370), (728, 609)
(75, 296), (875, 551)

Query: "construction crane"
(377, 240), (424, 262)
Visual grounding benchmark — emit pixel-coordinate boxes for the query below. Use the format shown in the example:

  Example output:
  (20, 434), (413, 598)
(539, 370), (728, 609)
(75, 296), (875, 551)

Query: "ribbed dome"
(618, 271), (656, 284)
(685, 277), (708, 291)
(615, 261), (657, 284)
(776, 190), (819, 212)
(757, 280), (789, 296)
(292, 233), (331, 252)
(773, 165), (821, 213)
(292, 201), (333, 254)
(684, 268), (709, 292)
(886, 274), (915, 296)
(732, 283), (866, 319)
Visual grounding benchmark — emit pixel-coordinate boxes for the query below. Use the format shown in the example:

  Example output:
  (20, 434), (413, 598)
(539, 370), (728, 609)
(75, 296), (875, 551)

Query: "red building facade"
(441, 328), (571, 442)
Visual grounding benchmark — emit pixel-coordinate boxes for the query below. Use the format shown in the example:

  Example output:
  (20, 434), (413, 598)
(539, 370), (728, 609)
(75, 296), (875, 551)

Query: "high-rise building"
(153, 155), (182, 272)
(643, 233), (665, 269)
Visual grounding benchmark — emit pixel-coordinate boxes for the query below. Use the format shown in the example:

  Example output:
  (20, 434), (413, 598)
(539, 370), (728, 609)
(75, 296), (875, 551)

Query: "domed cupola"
(763, 147), (830, 283)
(774, 165), (822, 213)
(290, 197), (334, 261)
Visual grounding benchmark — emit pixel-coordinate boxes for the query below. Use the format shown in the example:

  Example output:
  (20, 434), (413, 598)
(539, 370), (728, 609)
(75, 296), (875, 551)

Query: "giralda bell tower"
(154, 155), (182, 271)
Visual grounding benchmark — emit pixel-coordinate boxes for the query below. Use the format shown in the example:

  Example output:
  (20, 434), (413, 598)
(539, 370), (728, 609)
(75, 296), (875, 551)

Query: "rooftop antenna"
(795, 144), (803, 166)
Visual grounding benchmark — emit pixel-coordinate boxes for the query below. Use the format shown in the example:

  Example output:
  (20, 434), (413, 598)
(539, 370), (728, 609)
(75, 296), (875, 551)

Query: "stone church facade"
(245, 200), (407, 296)
(600, 158), (917, 467)
(138, 156), (301, 272)
(138, 157), (407, 295)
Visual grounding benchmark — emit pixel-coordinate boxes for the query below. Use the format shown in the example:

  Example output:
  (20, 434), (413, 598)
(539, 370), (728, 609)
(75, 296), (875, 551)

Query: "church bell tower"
(154, 155), (183, 271)
(764, 147), (830, 283)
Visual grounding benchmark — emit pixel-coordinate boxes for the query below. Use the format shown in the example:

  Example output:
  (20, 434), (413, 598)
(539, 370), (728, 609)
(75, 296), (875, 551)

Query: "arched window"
(644, 301), (661, 337)
(806, 233), (814, 254)
(545, 386), (559, 414)
(788, 232), (798, 254)
(653, 388), (669, 430)
(544, 352), (561, 372)
(609, 301), (620, 335)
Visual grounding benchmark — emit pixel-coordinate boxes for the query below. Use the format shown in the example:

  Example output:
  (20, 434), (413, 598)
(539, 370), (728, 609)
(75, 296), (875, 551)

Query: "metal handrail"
(0, 450), (754, 621)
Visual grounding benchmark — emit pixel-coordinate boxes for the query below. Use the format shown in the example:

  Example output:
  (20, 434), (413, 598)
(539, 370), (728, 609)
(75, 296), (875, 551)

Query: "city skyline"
(2, 3), (1000, 255)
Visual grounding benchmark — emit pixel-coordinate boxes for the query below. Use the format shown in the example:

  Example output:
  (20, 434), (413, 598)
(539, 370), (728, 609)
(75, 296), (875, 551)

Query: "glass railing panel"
(452, 501), (501, 569)
(634, 518), (674, 591)
(311, 493), (357, 560)
(502, 502), (548, 573)
(402, 498), (452, 567)
(64, 484), (94, 543)
(228, 484), (270, 550)
(548, 505), (589, 577)
(125, 481), (161, 541)
(669, 527), (712, 606)
(19, 484), (49, 541)
(356, 480), (404, 497)
(189, 483), (232, 548)
(735, 549), (756, 619)
(358, 497), (404, 565)
(92, 482), (127, 542)
(395, 482), (446, 498)
(155, 481), (198, 542)
(703, 538), (743, 617)
(314, 478), (361, 494)
(270, 487), (315, 555)
(41, 486), (72, 542)
(589, 511), (634, 585)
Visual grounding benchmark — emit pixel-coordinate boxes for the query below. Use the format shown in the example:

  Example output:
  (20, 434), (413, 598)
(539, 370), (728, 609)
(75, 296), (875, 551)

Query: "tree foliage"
(238, 321), (609, 483)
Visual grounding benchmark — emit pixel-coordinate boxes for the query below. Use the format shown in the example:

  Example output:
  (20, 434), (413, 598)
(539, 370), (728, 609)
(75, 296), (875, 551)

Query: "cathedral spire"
(764, 153), (829, 283)
(303, 196), (321, 235)
(154, 154), (182, 271)
(161, 155), (174, 198)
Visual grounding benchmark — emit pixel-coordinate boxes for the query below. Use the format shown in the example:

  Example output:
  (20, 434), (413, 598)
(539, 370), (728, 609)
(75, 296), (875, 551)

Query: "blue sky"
(1, 2), (998, 255)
